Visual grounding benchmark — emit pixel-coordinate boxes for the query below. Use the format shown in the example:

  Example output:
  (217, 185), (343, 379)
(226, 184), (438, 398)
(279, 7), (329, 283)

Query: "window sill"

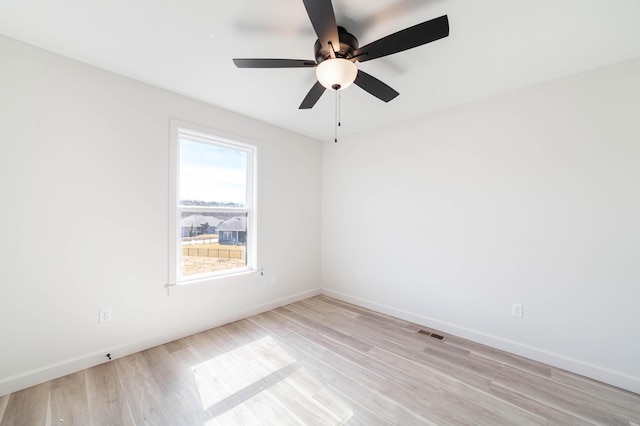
(167, 268), (258, 292)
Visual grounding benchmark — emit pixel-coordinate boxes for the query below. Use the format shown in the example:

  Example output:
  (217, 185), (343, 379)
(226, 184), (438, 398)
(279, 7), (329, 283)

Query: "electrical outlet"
(99, 308), (112, 323)
(356, 272), (365, 283)
(270, 275), (278, 284)
(512, 303), (523, 318)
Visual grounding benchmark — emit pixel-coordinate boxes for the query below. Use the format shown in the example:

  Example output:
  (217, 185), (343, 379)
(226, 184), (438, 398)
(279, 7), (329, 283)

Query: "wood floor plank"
(184, 322), (246, 362)
(288, 302), (495, 390)
(114, 351), (175, 425)
(489, 360), (637, 425)
(266, 368), (349, 425)
(296, 304), (429, 355)
(84, 362), (135, 426)
(2, 295), (639, 424)
(315, 295), (412, 328)
(274, 320), (481, 425)
(551, 368), (640, 414)
(247, 312), (435, 425)
(0, 394), (9, 423)
(347, 325), (496, 393)
(141, 344), (206, 424)
(0, 382), (49, 426)
(206, 388), (300, 426)
(46, 371), (90, 425)
(162, 336), (191, 353)
(275, 306), (375, 354)
(446, 334), (554, 378)
(487, 382), (596, 425)
(366, 345), (547, 425)
(334, 392), (398, 426)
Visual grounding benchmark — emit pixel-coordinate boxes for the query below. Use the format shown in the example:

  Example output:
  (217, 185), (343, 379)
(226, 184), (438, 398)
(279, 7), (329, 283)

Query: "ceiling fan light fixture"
(316, 58), (357, 90)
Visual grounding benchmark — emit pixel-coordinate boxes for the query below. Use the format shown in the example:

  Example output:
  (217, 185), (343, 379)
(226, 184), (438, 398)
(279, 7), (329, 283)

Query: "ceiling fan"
(233, 0), (449, 109)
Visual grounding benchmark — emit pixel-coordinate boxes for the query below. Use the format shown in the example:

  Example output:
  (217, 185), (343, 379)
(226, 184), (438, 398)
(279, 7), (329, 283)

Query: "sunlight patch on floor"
(192, 335), (352, 424)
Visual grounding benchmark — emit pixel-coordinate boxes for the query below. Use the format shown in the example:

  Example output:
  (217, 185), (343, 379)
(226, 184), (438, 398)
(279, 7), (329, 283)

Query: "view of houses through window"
(173, 126), (255, 281)
(180, 210), (248, 276)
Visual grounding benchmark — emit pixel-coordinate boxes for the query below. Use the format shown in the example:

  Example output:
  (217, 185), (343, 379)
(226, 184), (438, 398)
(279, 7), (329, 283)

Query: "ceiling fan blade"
(299, 81), (326, 109)
(233, 58), (317, 68)
(353, 15), (449, 63)
(354, 70), (399, 102)
(302, 0), (340, 55)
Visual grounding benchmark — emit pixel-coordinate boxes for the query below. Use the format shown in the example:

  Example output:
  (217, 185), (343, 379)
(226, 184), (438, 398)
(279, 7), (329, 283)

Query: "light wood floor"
(1, 295), (639, 425)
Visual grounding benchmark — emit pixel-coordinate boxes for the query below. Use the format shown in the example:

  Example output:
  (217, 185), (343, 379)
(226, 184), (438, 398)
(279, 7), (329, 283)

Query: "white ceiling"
(1, 0), (640, 141)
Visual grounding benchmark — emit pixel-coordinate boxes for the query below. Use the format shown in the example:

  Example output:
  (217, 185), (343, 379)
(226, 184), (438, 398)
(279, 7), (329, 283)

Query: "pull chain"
(338, 89), (342, 128)
(334, 87), (342, 143)
(334, 89), (338, 143)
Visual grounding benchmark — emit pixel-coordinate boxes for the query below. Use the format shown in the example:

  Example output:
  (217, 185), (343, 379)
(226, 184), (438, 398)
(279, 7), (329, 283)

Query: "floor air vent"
(418, 330), (446, 340)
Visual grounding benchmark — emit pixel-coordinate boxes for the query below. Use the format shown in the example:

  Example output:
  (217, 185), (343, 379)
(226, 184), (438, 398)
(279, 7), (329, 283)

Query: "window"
(169, 121), (257, 285)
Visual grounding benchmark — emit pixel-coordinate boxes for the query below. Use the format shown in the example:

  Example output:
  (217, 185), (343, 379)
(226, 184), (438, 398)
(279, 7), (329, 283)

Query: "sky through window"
(179, 139), (247, 206)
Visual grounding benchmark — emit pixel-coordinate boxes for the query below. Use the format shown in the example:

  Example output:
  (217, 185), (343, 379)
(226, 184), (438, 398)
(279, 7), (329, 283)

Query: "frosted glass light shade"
(315, 58), (358, 90)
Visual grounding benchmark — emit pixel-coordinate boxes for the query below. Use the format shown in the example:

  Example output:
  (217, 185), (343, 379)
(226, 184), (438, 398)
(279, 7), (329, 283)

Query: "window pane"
(180, 210), (248, 277)
(179, 139), (248, 207)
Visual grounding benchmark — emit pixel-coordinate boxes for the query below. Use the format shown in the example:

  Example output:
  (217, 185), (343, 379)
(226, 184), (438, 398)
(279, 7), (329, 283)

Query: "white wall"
(322, 58), (640, 393)
(0, 35), (322, 396)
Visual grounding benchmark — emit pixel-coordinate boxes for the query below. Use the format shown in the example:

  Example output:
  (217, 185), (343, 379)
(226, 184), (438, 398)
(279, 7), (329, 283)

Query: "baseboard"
(0, 288), (320, 397)
(320, 288), (640, 395)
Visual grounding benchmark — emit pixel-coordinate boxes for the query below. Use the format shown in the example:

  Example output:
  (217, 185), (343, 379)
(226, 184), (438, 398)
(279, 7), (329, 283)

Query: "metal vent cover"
(418, 329), (446, 340)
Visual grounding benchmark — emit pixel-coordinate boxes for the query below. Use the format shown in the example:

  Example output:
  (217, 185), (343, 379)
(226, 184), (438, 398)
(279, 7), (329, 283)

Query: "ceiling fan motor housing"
(314, 26), (359, 64)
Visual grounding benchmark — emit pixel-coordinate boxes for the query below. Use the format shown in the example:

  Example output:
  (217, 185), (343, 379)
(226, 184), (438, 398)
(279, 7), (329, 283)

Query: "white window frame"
(168, 120), (258, 286)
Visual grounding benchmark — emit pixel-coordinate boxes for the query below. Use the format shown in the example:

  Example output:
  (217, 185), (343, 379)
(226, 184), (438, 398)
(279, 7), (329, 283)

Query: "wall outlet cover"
(99, 308), (112, 323)
(512, 303), (523, 318)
